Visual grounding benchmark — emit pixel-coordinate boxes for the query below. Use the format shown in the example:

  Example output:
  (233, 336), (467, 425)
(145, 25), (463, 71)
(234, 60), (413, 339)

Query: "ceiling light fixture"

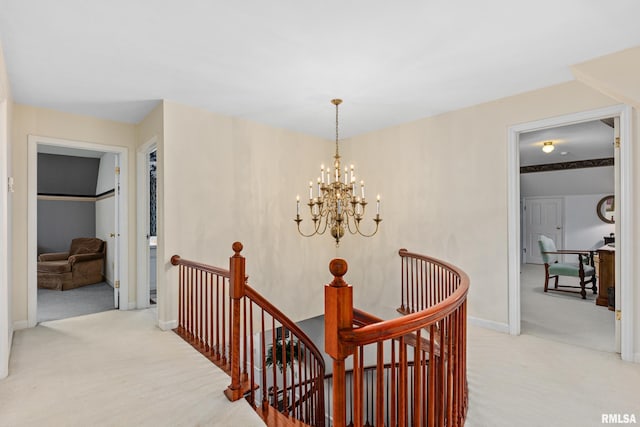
(542, 141), (555, 154)
(295, 99), (382, 246)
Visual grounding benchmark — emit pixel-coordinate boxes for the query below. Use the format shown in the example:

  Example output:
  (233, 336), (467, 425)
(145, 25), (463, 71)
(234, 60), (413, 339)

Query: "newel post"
(225, 241), (245, 401)
(324, 258), (354, 427)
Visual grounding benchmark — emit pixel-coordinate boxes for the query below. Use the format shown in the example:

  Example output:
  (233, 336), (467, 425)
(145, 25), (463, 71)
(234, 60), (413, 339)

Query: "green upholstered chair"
(537, 235), (597, 299)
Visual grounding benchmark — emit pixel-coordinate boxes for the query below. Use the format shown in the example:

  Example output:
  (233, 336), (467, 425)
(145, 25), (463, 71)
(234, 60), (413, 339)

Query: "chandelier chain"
(335, 101), (339, 158)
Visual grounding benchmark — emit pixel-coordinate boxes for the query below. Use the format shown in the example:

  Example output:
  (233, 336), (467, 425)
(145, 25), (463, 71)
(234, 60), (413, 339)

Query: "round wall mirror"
(596, 195), (615, 224)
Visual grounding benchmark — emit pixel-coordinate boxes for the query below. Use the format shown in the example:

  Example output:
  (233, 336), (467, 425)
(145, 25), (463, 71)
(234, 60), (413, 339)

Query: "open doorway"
(507, 104), (634, 362)
(149, 149), (157, 305)
(35, 147), (117, 322)
(27, 135), (129, 328)
(518, 119), (615, 352)
(136, 137), (157, 309)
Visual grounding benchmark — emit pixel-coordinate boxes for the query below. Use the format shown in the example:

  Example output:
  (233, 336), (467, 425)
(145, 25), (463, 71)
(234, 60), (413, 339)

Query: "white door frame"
(507, 104), (634, 362)
(136, 137), (157, 309)
(27, 135), (130, 327)
(0, 100), (9, 378)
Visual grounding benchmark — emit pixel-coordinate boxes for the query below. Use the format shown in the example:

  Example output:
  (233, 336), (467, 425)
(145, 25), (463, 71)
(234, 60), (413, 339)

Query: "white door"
(524, 197), (563, 264)
(113, 156), (121, 308)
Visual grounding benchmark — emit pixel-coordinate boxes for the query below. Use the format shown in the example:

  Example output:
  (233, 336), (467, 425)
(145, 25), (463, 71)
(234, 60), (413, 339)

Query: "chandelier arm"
(317, 216), (330, 235)
(295, 221), (321, 238)
(345, 216), (359, 235)
(295, 212), (326, 237)
(352, 217), (382, 238)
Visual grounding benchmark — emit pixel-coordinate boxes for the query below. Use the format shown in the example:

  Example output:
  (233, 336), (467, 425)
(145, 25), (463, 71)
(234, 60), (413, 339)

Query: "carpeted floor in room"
(520, 263), (615, 352)
(37, 281), (116, 323)
(2, 309), (639, 426)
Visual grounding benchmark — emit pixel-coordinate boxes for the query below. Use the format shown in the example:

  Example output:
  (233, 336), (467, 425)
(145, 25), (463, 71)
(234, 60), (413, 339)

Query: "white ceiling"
(1, 1), (640, 140)
(519, 119), (614, 167)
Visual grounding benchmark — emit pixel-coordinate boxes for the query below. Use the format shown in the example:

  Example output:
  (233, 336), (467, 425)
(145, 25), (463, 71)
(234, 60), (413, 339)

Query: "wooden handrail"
(398, 248), (465, 273)
(170, 254), (230, 277)
(343, 281), (468, 347)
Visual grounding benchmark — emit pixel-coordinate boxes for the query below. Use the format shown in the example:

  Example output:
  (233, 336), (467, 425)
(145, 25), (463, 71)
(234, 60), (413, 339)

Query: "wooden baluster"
(353, 347), (362, 426)
(204, 272), (209, 353)
(400, 250), (406, 312)
(225, 241), (246, 401)
(282, 326), (288, 416)
(414, 328), (423, 426)
(390, 340), (397, 427)
(242, 297), (248, 383)
(215, 275), (221, 359)
(438, 320), (446, 426)
(261, 309), (268, 410)
(410, 256), (415, 312)
(428, 323), (435, 426)
(248, 302), (255, 407)
(271, 318), (278, 409)
(222, 275), (227, 365)
(198, 269), (203, 347)
(448, 312), (455, 425)
(375, 342), (384, 426)
(398, 336), (407, 427)
(190, 266), (194, 340)
(324, 258), (354, 427)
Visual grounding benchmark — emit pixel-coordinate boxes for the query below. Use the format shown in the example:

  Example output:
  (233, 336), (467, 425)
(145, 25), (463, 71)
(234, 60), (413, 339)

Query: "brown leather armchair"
(37, 237), (106, 291)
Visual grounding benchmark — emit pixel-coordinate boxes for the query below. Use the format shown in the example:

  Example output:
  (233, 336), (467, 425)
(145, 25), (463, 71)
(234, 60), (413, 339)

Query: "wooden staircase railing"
(171, 244), (469, 427)
(171, 243), (326, 427)
(170, 254), (234, 375)
(324, 250), (469, 427)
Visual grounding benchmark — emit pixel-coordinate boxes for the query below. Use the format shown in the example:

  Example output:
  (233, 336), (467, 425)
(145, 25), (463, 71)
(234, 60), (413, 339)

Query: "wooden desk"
(596, 246), (615, 310)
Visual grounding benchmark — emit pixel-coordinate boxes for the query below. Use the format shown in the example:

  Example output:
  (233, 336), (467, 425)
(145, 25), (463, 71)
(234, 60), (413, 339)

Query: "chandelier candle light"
(295, 99), (382, 246)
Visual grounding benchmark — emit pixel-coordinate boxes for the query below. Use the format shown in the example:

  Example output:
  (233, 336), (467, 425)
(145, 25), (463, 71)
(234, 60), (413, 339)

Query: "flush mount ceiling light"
(542, 141), (555, 154)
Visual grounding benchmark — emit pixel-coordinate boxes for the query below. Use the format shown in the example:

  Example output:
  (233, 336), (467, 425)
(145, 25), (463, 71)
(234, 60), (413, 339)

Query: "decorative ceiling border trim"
(520, 157), (614, 174)
(36, 188), (116, 202)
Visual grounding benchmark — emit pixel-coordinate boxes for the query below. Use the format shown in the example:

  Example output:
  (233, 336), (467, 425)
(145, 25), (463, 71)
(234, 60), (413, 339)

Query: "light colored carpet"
(37, 281), (116, 323)
(520, 263), (615, 352)
(1, 309), (265, 427)
(2, 308), (639, 427)
(465, 324), (640, 427)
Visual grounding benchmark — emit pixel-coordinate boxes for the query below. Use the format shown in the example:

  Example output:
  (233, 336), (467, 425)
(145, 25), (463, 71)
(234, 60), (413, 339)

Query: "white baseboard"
(468, 316), (509, 334)
(12, 320), (28, 331)
(158, 319), (177, 331)
(634, 353), (640, 364)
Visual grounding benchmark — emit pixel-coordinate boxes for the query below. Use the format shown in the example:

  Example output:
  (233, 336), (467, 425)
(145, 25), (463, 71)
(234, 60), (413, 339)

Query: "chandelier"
(295, 99), (382, 246)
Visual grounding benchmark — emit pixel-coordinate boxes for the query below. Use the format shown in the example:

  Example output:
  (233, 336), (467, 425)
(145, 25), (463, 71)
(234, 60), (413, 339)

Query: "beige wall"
(161, 100), (338, 325)
(10, 105), (137, 322)
(339, 81), (622, 324)
(572, 46), (640, 109)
